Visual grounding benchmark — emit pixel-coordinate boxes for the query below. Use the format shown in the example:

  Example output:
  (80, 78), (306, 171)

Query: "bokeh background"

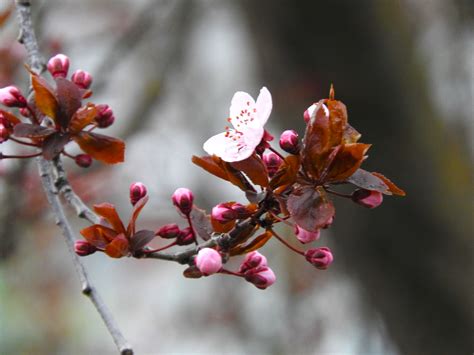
(0, 0), (472, 354)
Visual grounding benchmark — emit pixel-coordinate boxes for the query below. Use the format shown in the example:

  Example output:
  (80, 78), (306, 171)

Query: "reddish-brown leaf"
(192, 155), (249, 190)
(31, 74), (58, 121)
(346, 168), (389, 194)
(93, 203), (126, 234)
(190, 207), (213, 241)
(231, 154), (269, 187)
(325, 99), (348, 148)
(80, 224), (117, 248)
(42, 132), (70, 160)
(56, 78), (82, 129)
(325, 143), (371, 182)
(105, 234), (129, 258)
(183, 265), (203, 279)
(129, 229), (156, 252)
(192, 155), (228, 181)
(73, 132), (125, 164)
(270, 155), (301, 190)
(127, 195), (148, 236)
(372, 172), (406, 196)
(0, 110), (21, 126)
(287, 186), (335, 232)
(342, 123), (361, 144)
(229, 230), (273, 256)
(68, 103), (97, 133)
(14, 123), (55, 138)
(211, 217), (235, 233)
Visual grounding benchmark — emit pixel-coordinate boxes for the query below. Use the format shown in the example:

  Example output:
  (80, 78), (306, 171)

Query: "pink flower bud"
(74, 240), (97, 256)
(305, 247), (333, 270)
(279, 129), (300, 154)
(303, 103), (316, 123)
(352, 189), (383, 209)
(244, 266), (276, 289)
(0, 123), (9, 143)
(0, 86), (27, 107)
(295, 225), (321, 244)
(129, 182), (147, 205)
(172, 187), (194, 215)
(239, 251), (268, 273)
(157, 223), (181, 239)
(255, 130), (274, 155)
(71, 69), (93, 89)
(262, 152), (283, 177)
(95, 104), (115, 128)
(176, 227), (194, 245)
(195, 248), (222, 276)
(75, 154), (92, 168)
(19, 107), (30, 117)
(211, 203), (237, 223)
(47, 54), (70, 78)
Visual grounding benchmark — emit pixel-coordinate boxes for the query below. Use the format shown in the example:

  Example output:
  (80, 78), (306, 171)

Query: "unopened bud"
(211, 203), (237, 223)
(176, 227), (194, 245)
(0, 86), (27, 108)
(352, 189), (383, 209)
(75, 154), (92, 168)
(71, 69), (93, 89)
(305, 247), (333, 270)
(195, 248), (222, 276)
(172, 187), (194, 215)
(95, 104), (115, 128)
(279, 130), (300, 154)
(129, 182), (147, 205)
(74, 240), (97, 256)
(239, 251), (268, 273)
(244, 266), (276, 289)
(0, 123), (9, 143)
(157, 223), (181, 239)
(303, 103), (316, 123)
(19, 107), (30, 117)
(295, 225), (320, 244)
(47, 54), (70, 78)
(231, 203), (251, 219)
(262, 152), (283, 177)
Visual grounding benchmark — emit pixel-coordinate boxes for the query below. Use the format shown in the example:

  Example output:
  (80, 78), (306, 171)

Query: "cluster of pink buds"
(0, 86), (27, 107)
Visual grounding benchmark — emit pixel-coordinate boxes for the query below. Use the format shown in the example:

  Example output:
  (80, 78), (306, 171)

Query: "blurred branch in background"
(239, 0), (473, 354)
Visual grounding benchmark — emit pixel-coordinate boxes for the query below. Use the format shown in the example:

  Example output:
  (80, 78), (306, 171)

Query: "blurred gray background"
(0, 0), (472, 354)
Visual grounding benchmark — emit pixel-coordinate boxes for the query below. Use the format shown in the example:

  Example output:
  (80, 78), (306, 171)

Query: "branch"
(14, 1), (132, 354)
(53, 158), (101, 225)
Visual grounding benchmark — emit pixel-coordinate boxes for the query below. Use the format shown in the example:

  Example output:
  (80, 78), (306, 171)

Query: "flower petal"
(255, 87), (272, 126)
(229, 91), (261, 132)
(203, 131), (255, 162)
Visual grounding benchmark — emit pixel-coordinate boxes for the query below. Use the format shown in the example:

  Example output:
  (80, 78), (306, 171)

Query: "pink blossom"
(352, 189), (383, 209)
(279, 129), (300, 154)
(203, 87), (272, 162)
(295, 225), (321, 244)
(195, 248), (222, 276)
(244, 266), (276, 289)
(157, 223), (181, 239)
(75, 154), (92, 168)
(211, 203), (237, 223)
(303, 102), (329, 123)
(74, 240), (97, 256)
(239, 251), (268, 273)
(71, 69), (93, 89)
(129, 182), (147, 205)
(47, 54), (70, 78)
(0, 86), (27, 107)
(305, 247), (333, 270)
(172, 187), (194, 215)
(262, 151), (283, 177)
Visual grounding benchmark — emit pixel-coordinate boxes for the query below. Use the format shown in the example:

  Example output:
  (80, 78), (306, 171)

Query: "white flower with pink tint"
(203, 87), (272, 162)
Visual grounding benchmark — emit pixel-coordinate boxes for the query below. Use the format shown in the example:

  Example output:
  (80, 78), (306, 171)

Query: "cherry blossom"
(203, 87), (272, 162)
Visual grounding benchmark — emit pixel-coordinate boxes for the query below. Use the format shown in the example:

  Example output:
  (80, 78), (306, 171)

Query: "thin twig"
(14, 1), (132, 354)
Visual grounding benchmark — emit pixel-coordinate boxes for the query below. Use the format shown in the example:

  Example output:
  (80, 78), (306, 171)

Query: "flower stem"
(143, 241), (177, 254)
(324, 187), (352, 199)
(0, 151), (42, 159)
(186, 213), (198, 245)
(269, 228), (304, 255)
(269, 146), (285, 160)
(9, 136), (39, 147)
(220, 268), (244, 277)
